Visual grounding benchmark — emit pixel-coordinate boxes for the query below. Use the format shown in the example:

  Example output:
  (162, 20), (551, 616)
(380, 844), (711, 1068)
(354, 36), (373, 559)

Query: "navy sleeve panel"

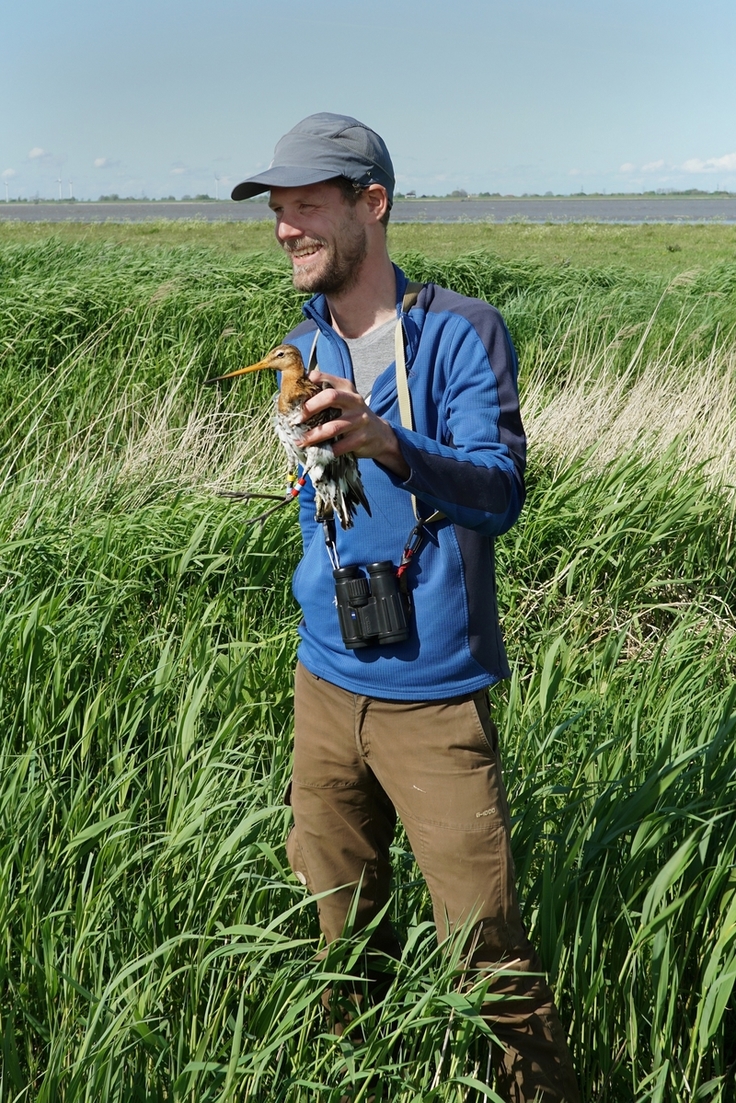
(390, 432), (517, 521)
(424, 287), (526, 477)
(386, 295), (526, 537)
(454, 526), (510, 678)
(283, 318), (318, 344)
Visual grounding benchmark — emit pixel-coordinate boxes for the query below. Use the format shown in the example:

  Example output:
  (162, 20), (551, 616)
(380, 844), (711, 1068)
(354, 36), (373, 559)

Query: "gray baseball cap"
(231, 113), (395, 204)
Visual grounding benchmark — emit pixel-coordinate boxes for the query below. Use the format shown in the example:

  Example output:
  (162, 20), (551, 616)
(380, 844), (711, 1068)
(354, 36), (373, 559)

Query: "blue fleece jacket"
(282, 265), (526, 701)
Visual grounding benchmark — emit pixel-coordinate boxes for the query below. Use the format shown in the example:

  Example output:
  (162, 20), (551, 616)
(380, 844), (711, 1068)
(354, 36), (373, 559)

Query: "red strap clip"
(396, 522), (425, 579)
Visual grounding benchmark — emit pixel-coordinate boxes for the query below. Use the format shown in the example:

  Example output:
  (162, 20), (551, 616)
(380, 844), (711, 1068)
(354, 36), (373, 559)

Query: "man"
(232, 113), (580, 1103)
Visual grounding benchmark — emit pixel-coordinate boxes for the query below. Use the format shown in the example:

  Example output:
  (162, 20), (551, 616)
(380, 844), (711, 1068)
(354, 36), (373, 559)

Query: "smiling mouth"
(285, 238), (325, 263)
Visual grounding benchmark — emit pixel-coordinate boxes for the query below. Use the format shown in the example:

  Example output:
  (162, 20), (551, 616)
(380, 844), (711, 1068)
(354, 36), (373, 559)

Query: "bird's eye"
(275, 351), (285, 358)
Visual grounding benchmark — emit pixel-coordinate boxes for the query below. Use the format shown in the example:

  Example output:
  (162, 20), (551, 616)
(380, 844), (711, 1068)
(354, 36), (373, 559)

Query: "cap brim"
(231, 164), (348, 201)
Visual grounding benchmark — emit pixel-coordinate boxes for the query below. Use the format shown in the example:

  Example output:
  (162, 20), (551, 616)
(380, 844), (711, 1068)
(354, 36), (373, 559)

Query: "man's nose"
(275, 215), (302, 244)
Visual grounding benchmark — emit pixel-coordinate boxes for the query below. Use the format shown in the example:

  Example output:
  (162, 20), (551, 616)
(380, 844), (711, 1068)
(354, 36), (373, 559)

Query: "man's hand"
(299, 370), (410, 481)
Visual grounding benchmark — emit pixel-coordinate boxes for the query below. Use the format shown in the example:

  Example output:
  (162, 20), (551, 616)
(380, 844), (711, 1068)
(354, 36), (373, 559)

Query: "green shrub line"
(0, 241), (734, 1101)
(3, 240), (736, 377)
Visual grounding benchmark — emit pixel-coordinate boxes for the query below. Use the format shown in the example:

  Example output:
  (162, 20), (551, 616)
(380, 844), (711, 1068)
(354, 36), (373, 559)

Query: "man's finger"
(301, 386), (363, 420)
(301, 387), (342, 414)
(298, 418), (349, 446)
(308, 369), (357, 394)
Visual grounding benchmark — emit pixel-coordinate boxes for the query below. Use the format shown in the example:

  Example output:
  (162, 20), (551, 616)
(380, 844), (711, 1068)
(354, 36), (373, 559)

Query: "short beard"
(283, 218), (368, 296)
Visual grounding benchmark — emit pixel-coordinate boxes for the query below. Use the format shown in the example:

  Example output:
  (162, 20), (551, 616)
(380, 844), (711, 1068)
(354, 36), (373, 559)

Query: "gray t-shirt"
(342, 316), (396, 402)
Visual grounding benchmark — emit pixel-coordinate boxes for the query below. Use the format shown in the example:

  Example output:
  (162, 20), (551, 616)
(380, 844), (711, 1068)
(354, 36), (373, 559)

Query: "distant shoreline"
(4, 196), (736, 224)
(2, 191), (735, 205)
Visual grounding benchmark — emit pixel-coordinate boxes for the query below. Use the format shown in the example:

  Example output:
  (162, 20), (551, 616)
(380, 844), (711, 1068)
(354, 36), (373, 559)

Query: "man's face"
(269, 182), (367, 296)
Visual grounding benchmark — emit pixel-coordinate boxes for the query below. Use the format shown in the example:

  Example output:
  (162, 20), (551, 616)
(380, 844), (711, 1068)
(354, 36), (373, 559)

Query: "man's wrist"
(374, 422), (411, 480)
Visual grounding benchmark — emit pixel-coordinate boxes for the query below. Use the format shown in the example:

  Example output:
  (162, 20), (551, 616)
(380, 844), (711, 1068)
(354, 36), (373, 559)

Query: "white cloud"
(94, 157), (107, 168)
(171, 163), (187, 175)
(2, 168), (17, 179)
(642, 159), (665, 173)
(28, 147), (46, 159)
(568, 168), (581, 176)
(682, 151), (736, 174)
(619, 162), (635, 173)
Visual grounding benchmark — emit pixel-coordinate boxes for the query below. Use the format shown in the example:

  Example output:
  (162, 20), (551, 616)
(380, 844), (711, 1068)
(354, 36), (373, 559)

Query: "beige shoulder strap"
(394, 282), (444, 525)
(401, 280), (423, 312)
(306, 329), (320, 374)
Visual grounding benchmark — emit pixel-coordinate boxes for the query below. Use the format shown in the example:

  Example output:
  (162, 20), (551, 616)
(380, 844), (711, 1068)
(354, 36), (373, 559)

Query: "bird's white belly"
(273, 405), (334, 482)
(271, 396), (367, 528)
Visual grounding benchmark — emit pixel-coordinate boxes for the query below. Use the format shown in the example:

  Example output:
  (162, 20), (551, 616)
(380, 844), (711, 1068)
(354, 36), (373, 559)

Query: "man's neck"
(325, 253), (397, 340)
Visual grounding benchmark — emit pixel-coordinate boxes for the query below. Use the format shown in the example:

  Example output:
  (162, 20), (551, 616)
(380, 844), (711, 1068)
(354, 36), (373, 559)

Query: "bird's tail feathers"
(313, 456), (371, 530)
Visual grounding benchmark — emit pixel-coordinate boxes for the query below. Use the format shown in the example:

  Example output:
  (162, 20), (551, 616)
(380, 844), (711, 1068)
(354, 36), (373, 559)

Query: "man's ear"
(361, 183), (390, 225)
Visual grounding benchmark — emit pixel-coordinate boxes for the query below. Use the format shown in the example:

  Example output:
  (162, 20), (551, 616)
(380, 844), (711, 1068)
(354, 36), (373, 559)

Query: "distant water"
(2, 197), (736, 224)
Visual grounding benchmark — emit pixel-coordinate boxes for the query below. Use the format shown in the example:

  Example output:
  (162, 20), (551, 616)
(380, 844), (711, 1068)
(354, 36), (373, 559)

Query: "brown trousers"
(287, 662), (580, 1103)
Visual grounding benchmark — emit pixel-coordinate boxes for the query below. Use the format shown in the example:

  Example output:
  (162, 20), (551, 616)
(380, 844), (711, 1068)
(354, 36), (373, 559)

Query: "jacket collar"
(301, 264), (420, 367)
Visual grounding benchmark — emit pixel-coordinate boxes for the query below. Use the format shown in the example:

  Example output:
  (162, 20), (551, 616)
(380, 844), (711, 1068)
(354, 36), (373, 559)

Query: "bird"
(206, 344), (371, 529)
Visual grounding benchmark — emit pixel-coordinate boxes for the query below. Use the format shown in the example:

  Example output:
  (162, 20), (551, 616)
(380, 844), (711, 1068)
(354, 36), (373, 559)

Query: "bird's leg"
(284, 465), (308, 504)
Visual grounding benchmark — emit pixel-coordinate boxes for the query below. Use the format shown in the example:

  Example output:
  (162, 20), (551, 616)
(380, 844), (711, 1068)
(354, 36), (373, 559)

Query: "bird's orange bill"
(204, 358), (272, 385)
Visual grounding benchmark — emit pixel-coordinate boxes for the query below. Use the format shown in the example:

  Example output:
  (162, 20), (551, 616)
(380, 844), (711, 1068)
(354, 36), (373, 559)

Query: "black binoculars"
(333, 561), (410, 648)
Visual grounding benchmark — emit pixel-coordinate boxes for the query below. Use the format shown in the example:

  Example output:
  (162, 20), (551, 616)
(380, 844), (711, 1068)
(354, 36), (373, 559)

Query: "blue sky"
(2, 0), (735, 200)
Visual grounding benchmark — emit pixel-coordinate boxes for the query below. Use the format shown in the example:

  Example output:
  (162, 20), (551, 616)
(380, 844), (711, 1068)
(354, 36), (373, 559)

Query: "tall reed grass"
(0, 241), (734, 1101)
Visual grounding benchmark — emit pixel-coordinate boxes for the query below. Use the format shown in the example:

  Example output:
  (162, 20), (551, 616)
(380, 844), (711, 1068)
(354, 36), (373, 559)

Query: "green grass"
(0, 238), (734, 1102)
(2, 216), (736, 272)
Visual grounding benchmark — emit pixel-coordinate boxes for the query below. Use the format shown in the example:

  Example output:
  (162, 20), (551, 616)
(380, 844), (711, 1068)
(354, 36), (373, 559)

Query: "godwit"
(206, 344), (370, 529)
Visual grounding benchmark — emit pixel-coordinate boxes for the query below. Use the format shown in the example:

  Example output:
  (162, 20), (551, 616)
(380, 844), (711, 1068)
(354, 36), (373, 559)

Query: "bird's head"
(205, 343), (306, 385)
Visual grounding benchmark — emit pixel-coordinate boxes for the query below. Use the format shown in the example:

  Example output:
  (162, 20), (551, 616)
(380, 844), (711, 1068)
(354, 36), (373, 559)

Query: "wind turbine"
(57, 175), (62, 200)
(214, 173), (220, 200)
(69, 180), (73, 199)
(3, 181), (8, 203)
